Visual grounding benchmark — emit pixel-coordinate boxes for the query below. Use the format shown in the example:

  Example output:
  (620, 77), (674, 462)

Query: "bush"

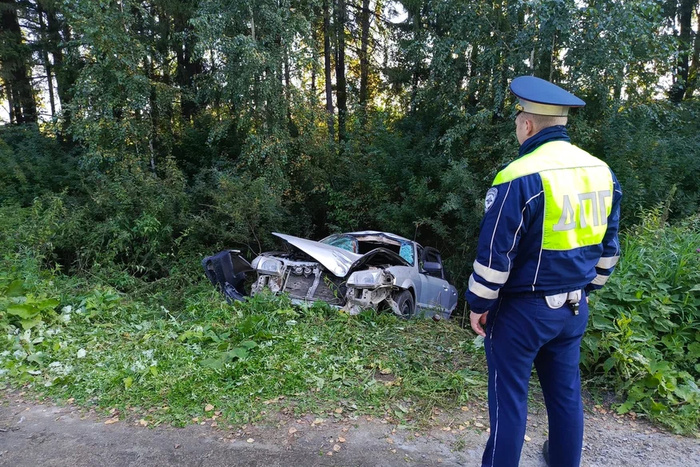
(583, 209), (700, 434)
(0, 125), (80, 206)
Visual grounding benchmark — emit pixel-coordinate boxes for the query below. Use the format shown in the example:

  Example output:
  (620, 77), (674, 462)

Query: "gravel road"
(1, 393), (698, 466)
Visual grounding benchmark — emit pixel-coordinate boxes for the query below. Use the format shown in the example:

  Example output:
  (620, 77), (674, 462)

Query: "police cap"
(510, 76), (585, 117)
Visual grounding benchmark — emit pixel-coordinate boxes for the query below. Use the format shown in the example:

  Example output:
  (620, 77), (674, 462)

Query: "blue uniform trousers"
(480, 295), (589, 467)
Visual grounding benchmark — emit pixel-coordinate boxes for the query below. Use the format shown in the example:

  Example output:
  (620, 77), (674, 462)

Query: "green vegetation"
(2, 200), (698, 435)
(0, 235), (482, 427)
(584, 210), (700, 434)
(0, 0), (698, 438)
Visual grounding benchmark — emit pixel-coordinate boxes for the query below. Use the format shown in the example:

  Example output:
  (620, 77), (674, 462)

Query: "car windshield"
(320, 234), (358, 253)
(321, 234), (415, 266)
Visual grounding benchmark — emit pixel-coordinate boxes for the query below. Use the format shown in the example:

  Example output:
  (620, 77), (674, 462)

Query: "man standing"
(465, 76), (622, 467)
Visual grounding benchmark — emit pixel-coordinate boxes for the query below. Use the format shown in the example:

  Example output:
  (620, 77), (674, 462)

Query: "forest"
(1, 0), (699, 434)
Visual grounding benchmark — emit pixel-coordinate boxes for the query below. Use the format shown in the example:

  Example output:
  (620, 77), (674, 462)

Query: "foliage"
(578, 100), (700, 224)
(583, 210), (700, 434)
(0, 230), (483, 426)
(0, 0), (699, 437)
(0, 124), (80, 206)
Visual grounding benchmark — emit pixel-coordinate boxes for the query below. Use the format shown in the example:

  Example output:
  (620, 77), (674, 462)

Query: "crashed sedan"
(202, 231), (458, 318)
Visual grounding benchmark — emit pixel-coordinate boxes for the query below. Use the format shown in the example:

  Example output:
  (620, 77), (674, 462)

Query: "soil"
(1, 391), (698, 467)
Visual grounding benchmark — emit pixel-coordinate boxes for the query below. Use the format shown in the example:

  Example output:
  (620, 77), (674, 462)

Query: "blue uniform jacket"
(466, 126), (622, 314)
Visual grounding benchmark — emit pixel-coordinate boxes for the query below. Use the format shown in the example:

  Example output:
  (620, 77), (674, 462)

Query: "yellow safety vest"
(493, 141), (614, 251)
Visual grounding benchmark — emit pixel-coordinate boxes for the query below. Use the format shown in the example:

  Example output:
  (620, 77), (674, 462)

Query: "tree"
(0, 0), (38, 123)
(334, 0), (347, 146)
(323, 0), (335, 141)
(669, 0), (699, 101)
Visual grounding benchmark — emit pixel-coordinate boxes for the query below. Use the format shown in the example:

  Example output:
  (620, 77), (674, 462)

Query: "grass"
(1, 269), (485, 429)
(2, 202), (698, 436)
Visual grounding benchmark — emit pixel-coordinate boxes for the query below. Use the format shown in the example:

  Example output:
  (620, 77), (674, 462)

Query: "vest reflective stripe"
(473, 260), (510, 284)
(591, 273), (610, 286)
(493, 141), (613, 251)
(596, 255), (620, 269)
(469, 274), (500, 299)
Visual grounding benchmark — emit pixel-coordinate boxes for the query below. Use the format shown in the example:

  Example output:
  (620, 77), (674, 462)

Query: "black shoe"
(542, 440), (550, 466)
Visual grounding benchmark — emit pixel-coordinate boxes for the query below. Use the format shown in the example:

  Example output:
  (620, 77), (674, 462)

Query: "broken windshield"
(320, 234), (415, 266)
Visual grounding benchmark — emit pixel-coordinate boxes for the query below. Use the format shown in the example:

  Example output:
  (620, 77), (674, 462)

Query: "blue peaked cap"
(510, 76), (585, 117)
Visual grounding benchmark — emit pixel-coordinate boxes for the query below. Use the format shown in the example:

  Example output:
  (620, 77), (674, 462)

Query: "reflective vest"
(493, 141), (614, 251)
(465, 140), (622, 314)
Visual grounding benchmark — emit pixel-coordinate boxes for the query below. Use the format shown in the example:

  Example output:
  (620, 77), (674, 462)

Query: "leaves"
(585, 212), (700, 434)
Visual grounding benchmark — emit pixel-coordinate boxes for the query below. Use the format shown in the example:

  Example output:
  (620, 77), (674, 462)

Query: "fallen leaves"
(205, 404), (214, 412)
(104, 417), (119, 425)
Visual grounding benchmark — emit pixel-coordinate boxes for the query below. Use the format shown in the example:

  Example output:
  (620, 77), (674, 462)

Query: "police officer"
(465, 76), (622, 467)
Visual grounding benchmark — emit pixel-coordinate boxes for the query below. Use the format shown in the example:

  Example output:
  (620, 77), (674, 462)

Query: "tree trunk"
(669, 0), (696, 102)
(358, 0), (371, 113)
(0, 0), (38, 124)
(323, 0), (335, 141)
(172, 2), (203, 122)
(311, 26), (317, 97)
(334, 0), (347, 147)
(685, 2), (700, 98)
(37, 4), (56, 117)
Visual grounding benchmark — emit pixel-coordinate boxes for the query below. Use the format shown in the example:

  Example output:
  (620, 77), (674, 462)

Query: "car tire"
(394, 290), (415, 318)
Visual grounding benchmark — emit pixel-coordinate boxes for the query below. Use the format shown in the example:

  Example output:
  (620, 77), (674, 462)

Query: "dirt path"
(0, 393), (698, 466)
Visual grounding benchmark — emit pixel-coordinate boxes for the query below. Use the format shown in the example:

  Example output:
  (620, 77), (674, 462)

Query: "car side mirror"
(422, 261), (443, 274)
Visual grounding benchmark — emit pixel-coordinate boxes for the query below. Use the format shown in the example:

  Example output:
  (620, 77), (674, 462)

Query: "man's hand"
(470, 311), (488, 337)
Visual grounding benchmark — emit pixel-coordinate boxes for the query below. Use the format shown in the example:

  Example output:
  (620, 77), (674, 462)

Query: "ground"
(1, 392), (698, 466)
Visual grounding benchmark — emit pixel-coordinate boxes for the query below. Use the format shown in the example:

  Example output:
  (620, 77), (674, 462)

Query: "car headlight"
(347, 270), (385, 287)
(252, 257), (284, 276)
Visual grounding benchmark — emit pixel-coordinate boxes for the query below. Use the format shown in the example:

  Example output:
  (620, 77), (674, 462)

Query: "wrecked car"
(202, 231), (459, 319)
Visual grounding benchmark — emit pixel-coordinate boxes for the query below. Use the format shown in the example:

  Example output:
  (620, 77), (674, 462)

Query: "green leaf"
(7, 304), (39, 319)
(227, 347), (249, 360)
(603, 357), (616, 373)
(123, 376), (133, 389)
(5, 280), (25, 297)
(591, 314), (614, 331)
(689, 342), (700, 359)
(616, 400), (635, 414)
(21, 316), (43, 330)
(37, 298), (60, 310)
(239, 340), (257, 350)
(26, 353), (43, 364)
(201, 358), (224, 370)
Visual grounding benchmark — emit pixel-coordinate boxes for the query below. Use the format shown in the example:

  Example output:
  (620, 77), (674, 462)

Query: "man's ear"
(525, 118), (535, 137)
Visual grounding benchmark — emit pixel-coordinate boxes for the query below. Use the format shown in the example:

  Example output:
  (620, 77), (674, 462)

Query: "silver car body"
(246, 231), (458, 318)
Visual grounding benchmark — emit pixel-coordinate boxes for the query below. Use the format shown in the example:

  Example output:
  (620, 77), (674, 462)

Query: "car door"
(417, 247), (453, 313)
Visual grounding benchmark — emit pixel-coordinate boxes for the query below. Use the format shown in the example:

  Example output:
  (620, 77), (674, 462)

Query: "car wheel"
(395, 290), (415, 318)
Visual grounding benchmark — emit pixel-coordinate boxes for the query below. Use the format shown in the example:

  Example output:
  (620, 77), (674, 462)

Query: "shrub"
(583, 209), (700, 434)
(0, 125), (80, 206)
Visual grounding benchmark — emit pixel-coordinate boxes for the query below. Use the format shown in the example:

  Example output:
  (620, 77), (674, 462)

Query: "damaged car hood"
(272, 232), (362, 277)
(272, 232), (409, 277)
